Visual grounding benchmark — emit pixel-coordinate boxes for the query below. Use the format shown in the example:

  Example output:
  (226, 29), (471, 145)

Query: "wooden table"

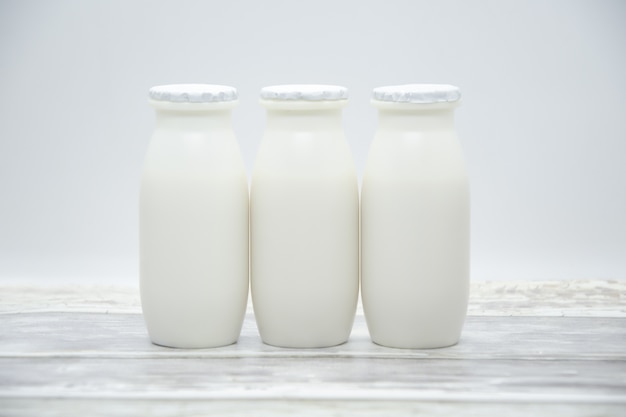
(1, 280), (625, 416)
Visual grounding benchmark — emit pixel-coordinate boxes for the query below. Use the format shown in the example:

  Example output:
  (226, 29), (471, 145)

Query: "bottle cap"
(260, 84), (348, 101)
(149, 84), (238, 103)
(372, 84), (461, 104)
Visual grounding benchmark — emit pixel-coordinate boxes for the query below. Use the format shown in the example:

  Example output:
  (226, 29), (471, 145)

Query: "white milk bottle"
(140, 84), (249, 348)
(251, 85), (359, 348)
(361, 84), (469, 349)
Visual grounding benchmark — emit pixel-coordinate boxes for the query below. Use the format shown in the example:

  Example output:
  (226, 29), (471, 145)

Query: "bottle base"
(371, 337), (460, 350)
(150, 337), (238, 349)
(260, 336), (349, 349)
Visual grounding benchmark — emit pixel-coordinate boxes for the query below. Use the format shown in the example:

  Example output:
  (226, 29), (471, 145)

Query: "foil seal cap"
(149, 84), (238, 103)
(372, 84), (461, 104)
(260, 84), (348, 101)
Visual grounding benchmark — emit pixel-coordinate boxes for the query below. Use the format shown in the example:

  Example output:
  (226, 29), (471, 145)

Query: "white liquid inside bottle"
(251, 85), (359, 348)
(140, 84), (249, 348)
(361, 84), (469, 349)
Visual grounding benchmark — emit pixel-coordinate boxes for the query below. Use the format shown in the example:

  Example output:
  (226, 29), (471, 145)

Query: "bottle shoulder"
(253, 131), (356, 176)
(142, 130), (245, 175)
(363, 131), (468, 183)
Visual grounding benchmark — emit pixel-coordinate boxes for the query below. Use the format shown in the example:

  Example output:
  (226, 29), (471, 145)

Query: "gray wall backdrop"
(1, 0), (625, 284)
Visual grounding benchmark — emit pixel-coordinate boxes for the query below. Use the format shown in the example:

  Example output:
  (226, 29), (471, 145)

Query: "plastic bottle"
(251, 84), (359, 348)
(361, 84), (469, 348)
(140, 84), (249, 348)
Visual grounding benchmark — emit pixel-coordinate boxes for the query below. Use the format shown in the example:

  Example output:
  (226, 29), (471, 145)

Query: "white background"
(1, 0), (624, 284)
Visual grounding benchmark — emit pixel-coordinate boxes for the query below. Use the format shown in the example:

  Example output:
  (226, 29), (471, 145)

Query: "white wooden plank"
(1, 357), (625, 403)
(2, 280), (624, 316)
(1, 281), (625, 416)
(0, 285), (141, 314)
(0, 313), (625, 361)
(1, 399), (624, 417)
(470, 280), (626, 317)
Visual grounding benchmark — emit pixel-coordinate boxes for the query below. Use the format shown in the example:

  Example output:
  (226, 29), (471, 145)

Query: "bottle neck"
(154, 108), (233, 131)
(373, 100), (459, 132)
(265, 109), (344, 132)
(377, 108), (456, 131)
(151, 99), (237, 132)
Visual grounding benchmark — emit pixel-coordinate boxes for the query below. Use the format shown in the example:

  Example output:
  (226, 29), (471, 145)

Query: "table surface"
(1, 280), (625, 416)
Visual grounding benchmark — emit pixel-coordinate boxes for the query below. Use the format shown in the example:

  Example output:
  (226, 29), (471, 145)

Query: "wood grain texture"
(2, 279), (624, 316)
(0, 280), (625, 416)
(1, 313), (625, 361)
(2, 399), (625, 417)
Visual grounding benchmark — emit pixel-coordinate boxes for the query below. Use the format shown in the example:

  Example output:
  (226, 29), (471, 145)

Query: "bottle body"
(361, 101), (469, 348)
(251, 101), (359, 348)
(140, 100), (249, 348)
